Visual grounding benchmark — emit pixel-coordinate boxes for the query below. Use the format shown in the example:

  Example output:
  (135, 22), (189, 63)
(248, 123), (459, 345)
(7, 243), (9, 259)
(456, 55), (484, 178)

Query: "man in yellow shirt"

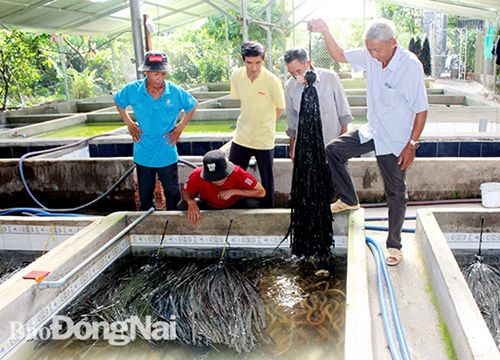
(229, 41), (285, 208)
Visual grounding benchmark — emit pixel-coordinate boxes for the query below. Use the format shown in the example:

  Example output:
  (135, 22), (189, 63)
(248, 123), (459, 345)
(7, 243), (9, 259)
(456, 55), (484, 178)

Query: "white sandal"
(386, 248), (403, 266)
(330, 199), (360, 214)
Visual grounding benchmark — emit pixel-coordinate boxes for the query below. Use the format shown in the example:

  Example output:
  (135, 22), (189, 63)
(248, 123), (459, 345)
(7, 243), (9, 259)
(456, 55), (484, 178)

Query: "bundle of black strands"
(53, 218), (266, 353)
(60, 258), (172, 344)
(463, 217), (500, 347)
(152, 220), (267, 353)
(60, 219), (177, 344)
(0, 255), (31, 285)
(289, 70), (333, 258)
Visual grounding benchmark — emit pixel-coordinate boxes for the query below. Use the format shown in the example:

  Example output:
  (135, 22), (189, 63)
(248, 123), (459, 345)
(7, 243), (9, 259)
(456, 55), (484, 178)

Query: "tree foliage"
(0, 30), (50, 110)
(58, 35), (119, 94)
(376, 2), (423, 49)
(158, 0), (289, 84)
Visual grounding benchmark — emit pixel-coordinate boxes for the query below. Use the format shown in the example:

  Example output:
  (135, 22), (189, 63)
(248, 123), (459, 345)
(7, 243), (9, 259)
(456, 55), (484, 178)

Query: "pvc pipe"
(37, 207), (154, 288)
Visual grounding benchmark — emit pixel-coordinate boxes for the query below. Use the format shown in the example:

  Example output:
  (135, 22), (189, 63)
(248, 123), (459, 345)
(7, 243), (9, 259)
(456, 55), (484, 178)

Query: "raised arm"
(308, 19), (348, 63)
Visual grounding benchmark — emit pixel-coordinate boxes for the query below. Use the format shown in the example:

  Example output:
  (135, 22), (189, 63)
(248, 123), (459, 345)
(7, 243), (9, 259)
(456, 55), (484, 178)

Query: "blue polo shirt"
(114, 79), (197, 167)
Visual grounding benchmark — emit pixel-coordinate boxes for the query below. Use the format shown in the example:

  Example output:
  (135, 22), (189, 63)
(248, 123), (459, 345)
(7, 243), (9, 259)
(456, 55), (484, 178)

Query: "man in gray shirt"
(284, 47), (353, 161)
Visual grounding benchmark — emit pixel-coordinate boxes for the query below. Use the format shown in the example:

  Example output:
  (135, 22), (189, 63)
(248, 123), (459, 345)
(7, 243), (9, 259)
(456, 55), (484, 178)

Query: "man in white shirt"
(308, 18), (428, 266)
(284, 47), (352, 161)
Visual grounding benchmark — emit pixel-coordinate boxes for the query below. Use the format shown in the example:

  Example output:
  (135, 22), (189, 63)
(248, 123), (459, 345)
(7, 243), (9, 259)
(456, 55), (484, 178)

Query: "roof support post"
(241, 0), (248, 42)
(266, 1), (273, 70)
(225, 15), (231, 79)
(111, 39), (120, 92)
(281, 0), (287, 80)
(129, 0), (144, 80)
(291, 0), (295, 46)
(57, 35), (71, 101)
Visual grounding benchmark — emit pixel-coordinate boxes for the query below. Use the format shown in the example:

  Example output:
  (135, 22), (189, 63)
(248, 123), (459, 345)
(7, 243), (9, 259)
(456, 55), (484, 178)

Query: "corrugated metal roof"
(0, 0), (497, 37)
(0, 0), (241, 36)
(390, 0), (499, 20)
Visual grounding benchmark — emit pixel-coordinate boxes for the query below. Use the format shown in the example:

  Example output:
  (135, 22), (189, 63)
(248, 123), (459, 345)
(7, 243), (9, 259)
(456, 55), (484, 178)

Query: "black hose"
(18, 133), (200, 212)
(178, 158), (199, 169)
(18, 134), (138, 212)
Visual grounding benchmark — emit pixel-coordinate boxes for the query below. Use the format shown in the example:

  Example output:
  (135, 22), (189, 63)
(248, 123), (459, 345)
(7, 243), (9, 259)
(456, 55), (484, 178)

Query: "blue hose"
(365, 225), (416, 233)
(366, 236), (411, 360)
(366, 238), (401, 359)
(365, 216), (416, 222)
(0, 208), (86, 217)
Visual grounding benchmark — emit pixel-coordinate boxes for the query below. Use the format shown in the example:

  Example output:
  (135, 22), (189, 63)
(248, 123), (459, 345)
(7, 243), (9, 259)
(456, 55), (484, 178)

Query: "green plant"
(377, 1), (423, 48)
(68, 68), (98, 99)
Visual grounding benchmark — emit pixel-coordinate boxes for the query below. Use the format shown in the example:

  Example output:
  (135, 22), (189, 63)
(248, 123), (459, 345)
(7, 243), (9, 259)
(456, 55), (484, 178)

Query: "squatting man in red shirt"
(181, 150), (266, 225)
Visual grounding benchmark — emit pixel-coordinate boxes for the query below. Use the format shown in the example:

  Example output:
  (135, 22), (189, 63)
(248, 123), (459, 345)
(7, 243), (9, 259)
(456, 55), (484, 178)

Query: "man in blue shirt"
(114, 51), (198, 210)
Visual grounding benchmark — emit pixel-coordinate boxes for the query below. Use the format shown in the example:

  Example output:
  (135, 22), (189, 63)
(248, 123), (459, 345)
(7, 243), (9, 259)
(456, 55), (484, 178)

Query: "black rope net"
(289, 71), (334, 258)
(462, 217), (500, 347)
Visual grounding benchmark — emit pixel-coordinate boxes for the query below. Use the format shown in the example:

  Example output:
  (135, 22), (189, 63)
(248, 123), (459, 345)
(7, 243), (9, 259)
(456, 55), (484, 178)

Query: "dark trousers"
(325, 130), (408, 250)
(136, 163), (180, 211)
(229, 142), (275, 208)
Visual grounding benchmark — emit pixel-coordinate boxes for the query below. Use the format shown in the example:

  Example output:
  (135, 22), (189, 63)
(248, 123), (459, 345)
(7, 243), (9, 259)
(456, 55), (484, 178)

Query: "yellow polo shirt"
(230, 66), (285, 150)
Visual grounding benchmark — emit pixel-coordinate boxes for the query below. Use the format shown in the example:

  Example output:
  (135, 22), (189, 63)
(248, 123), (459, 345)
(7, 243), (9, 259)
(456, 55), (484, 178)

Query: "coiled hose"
(11, 134), (199, 214)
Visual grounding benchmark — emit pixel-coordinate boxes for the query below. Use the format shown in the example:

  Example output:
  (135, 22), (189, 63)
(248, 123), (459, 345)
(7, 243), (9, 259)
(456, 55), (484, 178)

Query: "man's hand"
(289, 147), (294, 161)
(218, 189), (237, 201)
(127, 122), (143, 142)
(398, 143), (416, 171)
(295, 74), (306, 85)
(187, 202), (201, 225)
(165, 125), (183, 145)
(307, 19), (329, 33)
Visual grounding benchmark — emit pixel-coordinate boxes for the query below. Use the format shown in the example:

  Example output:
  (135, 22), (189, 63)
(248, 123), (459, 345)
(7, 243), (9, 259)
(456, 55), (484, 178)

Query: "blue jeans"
(136, 163), (180, 210)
